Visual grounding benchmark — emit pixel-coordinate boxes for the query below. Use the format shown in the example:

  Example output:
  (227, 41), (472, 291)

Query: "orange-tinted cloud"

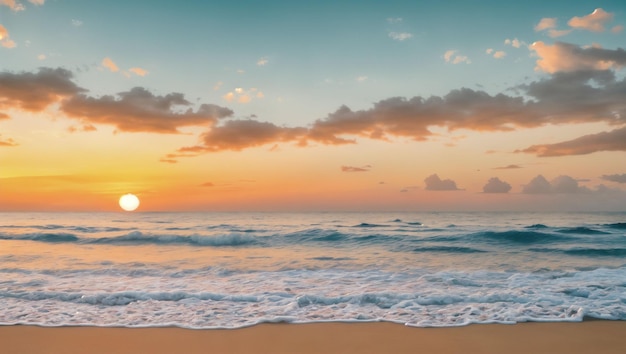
(0, 67), (84, 115)
(341, 165), (371, 172)
(0, 0), (24, 11)
(0, 24), (16, 48)
(128, 67), (148, 77)
(530, 41), (626, 73)
(534, 17), (557, 32)
(101, 57), (119, 72)
(0, 134), (18, 146)
(61, 87), (233, 133)
(520, 126), (626, 157)
(494, 164), (522, 170)
(568, 8), (614, 32)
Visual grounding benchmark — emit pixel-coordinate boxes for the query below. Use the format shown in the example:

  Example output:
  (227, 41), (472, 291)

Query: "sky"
(1, 0), (626, 212)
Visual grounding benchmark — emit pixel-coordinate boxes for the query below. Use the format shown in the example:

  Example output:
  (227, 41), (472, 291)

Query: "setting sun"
(118, 193), (140, 211)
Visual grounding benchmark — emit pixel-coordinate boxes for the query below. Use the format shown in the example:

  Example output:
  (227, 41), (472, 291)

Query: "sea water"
(1, 212), (625, 328)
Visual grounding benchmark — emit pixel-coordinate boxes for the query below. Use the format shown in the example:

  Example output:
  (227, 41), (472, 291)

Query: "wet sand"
(2, 320), (626, 354)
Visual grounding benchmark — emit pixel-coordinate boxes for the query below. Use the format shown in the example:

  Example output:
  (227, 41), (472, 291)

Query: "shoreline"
(2, 320), (626, 354)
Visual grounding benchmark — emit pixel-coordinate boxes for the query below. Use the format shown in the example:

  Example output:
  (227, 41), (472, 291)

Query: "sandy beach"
(2, 320), (626, 354)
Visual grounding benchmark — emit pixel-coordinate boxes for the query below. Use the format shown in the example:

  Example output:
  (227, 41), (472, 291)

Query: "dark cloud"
(341, 165), (371, 172)
(178, 119), (307, 153)
(521, 126), (626, 156)
(482, 177), (512, 193)
(0, 67), (85, 115)
(61, 87), (233, 133)
(601, 174), (626, 183)
(522, 175), (590, 194)
(200, 182), (214, 187)
(424, 174), (460, 191)
(494, 164), (522, 169)
(522, 175), (552, 194)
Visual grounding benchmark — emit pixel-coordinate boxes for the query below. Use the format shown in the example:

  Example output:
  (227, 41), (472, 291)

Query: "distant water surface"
(1, 212), (625, 328)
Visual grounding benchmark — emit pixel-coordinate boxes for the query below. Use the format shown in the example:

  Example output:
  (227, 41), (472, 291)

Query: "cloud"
(424, 174), (460, 191)
(222, 87), (263, 104)
(61, 87), (233, 133)
(0, 67), (85, 114)
(28, 0), (45, 4)
(0, 24), (16, 48)
(128, 67), (148, 77)
(341, 165), (371, 172)
(612, 25), (624, 34)
(200, 182), (214, 187)
(601, 174), (626, 183)
(388, 32), (413, 41)
(71, 19), (83, 27)
(443, 50), (470, 64)
(387, 17), (402, 24)
(102, 57), (119, 72)
(547, 29), (572, 38)
(482, 177), (512, 193)
(504, 38), (524, 48)
(520, 126), (626, 157)
(1, 0), (24, 11)
(535, 17), (557, 31)
(356, 76), (368, 82)
(494, 164), (522, 170)
(257, 57), (269, 66)
(568, 8), (614, 33)
(522, 175), (552, 194)
(530, 41), (626, 73)
(522, 175), (591, 194)
(67, 123), (96, 133)
(486, 48), (505, 58)
(533, 17), (572, 37)
(175, 119), (307, 154)
(0, 134), (18, 147)
(37, 54), (46, 60)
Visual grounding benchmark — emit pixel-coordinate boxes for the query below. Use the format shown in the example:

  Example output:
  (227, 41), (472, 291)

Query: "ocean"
(1, 211), (625, 328)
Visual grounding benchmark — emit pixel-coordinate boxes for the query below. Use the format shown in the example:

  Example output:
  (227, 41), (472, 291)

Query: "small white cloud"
(387, 17), (402, 24)
(28, 0), (45, 5)
(213, 81), (223, 91)
(356, 76), (368, 82)
(445, 50), (470, 64)
(612, 25), (624, 33)
(0, 24), (16, 48)
(37, 54), (46, 60)
(388, 32), (413, 41)
(237, 69), (245, 74)
(257, 57), (269, 66)
(486, 48), (494, 54)
(71, 19), (83, 27)
(504, 38), (523, 48)
(223, 87), (264, 104)
(493, 51), (506, 59)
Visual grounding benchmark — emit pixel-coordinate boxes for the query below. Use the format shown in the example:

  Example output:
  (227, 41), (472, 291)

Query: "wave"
(530, 247), (626, 257)
(556, 227), (608, 235)
(472, 230), (566, 244)
(605, 222), (626, 230)
(0, 231), (259, 247)
(412, 246), (487, 254)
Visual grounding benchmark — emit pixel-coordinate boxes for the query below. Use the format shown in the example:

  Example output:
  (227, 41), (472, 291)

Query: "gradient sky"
(1, 0), (626, 211)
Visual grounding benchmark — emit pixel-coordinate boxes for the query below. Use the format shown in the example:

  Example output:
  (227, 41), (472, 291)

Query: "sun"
(119, 193), (140, 211)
